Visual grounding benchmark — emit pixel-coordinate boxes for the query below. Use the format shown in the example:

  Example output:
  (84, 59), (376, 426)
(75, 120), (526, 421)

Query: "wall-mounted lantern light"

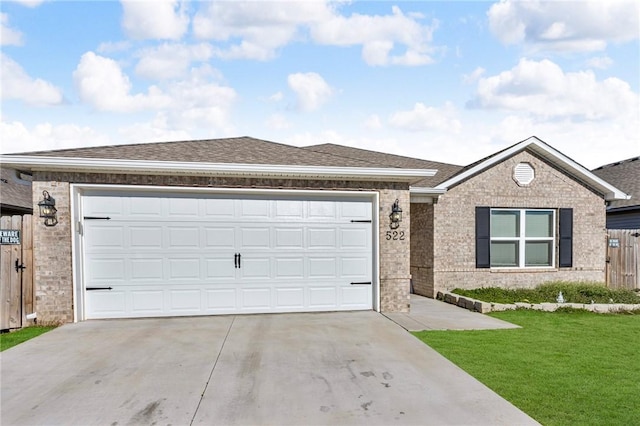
(38, 190), (58, 227)
(389, 199), (402, 229)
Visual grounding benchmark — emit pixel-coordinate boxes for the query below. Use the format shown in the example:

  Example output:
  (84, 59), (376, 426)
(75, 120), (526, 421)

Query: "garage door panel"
(131, 290), (164, 313)
(308, 228), (336, 248)
(169, 290), (201, 311)
(275, 257), (304, 278)
(240, 257), (271, 279)
(274, 227), (304, 248)
(83, 193), (373, 319)
(87, 291), (126, 316)
(130, 197), (162, 216)
(205, 289), (237, 310)
(240, 199), (269, 218)
(168, 227), (200, 247)
(86, 226), (124, 249)
(309, 257), (337, 278)
(131, 258), (163, 280)
(276, 287), (304, 308)
(204, 228), (235, 248)
(168, 258), (201, 279)
(129, 226), (163, 249)
(341, 286), (371, 307)
(87, 258), (125, 281)
(309, 287), (338, 308)
(205, 258), (235, 279)
(240, 228), (270, 248)
(241, 288), (271, 309)
(168, 198), (199, 216)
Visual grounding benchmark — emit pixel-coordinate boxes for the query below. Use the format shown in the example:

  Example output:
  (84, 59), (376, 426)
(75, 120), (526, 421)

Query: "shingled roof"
(592, 157), (640, 210)
(304, 143), (463, 187)
(1, 168), (33, 214)
(15, 136), (389, 169)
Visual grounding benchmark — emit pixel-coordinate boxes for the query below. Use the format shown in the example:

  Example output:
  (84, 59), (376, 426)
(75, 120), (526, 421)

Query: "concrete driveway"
(1, 312), (538, 425)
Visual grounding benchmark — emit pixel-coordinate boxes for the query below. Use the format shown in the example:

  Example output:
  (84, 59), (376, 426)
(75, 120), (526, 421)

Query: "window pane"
(526, 211), (553, 237)
(491, 211), (520, 237)
(525, 241), (552, 266)
(491, 241), (519, 267)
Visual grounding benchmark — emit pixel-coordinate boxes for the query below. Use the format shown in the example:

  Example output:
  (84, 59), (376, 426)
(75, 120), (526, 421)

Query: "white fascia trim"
(409, 186), (446, 203)
(1, 155), (436, 183)
(434, 137), (630, 201)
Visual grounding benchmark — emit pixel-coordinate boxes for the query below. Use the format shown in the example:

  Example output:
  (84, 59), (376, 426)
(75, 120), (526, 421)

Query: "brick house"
(1, 136), (627, 323)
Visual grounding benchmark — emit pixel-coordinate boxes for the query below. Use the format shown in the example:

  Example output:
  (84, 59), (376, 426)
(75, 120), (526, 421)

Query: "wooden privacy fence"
(0, 215), (34, 331)
(606, 229), (640, 290)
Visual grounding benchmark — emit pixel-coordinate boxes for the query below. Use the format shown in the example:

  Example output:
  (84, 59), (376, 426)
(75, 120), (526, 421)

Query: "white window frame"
(490, 208), (556, 269)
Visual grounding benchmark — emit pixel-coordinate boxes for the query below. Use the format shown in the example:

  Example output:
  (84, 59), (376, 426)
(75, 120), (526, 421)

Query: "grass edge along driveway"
(0, 326), (55, 352)
(414, 309), (640, 426)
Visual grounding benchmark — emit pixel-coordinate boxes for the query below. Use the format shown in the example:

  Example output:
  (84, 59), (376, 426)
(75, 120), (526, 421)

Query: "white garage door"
(81, 191), (373, 319)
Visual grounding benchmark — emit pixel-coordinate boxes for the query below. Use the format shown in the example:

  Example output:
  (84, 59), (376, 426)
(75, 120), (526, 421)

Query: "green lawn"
(0, 326), (56, 351)
(414, 310), (640, 425)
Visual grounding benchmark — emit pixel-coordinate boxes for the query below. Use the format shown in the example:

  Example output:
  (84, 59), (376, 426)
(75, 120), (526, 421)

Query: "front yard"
(414, 309), (640, 425)
(0, 326), (55, 351)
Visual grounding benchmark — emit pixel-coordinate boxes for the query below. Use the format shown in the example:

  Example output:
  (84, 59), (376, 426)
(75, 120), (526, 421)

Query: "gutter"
(1, 155), (437, 184)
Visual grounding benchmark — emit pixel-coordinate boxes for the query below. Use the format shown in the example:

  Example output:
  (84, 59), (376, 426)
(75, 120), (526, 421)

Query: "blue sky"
(1, 0), (638, 169)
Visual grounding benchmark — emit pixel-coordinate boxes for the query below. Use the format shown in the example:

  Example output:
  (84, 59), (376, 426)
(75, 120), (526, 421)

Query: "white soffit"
(0, 155), (437, 183)
(434, 136), (629, 201)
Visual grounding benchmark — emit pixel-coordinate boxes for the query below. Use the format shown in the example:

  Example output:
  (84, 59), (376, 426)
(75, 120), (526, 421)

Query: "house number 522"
(385, 230), (405, 241)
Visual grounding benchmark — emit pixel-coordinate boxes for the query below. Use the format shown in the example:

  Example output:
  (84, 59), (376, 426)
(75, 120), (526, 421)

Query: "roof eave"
(434, 137), (630, 201)
(0, 155), (437, 183)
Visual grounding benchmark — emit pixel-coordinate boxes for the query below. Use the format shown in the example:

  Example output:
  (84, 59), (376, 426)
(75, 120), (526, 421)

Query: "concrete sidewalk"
(1, 311), (537, 426)
(384, 294), (520, 331)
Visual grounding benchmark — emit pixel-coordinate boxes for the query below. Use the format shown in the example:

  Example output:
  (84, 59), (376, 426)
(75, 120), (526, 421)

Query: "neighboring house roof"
(0, 136), (436, 183)
(432, 136), (628, 202)
(592, 157), (640, 211)
(304, 143), (463, 188)
(0, 167), (33, 214)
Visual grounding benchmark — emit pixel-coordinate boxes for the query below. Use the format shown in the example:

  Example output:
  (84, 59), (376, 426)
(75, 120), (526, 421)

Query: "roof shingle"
(592, 157), (640, 209)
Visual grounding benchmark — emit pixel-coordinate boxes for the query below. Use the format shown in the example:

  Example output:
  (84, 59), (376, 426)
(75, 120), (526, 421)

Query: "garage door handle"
(86, 287), (113, 291)
(350, 282), (372, 285)
(84, 216), (111, 220)
(234, 253), (238, 268)
(238, 253), (241, 268)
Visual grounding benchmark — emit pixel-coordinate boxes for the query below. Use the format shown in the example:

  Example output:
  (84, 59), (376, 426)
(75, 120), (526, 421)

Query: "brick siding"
(31, 172), (411, 322)
(431, 150), (606, 293)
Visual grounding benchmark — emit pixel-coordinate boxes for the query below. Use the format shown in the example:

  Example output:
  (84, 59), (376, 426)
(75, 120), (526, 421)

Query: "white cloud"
(468, 58), (639, 120)
(389, 102), (461, 133)
(1, 13), (23, 46)
(287, 72), (334, 112)
(121, 0), (189, 40)
(585, 56), (613, 69)
(73, 52), (171, 112)
(1, 53), (63, 106)
(193, 2), (438, 66)
(135, 43), (213, 80)
(97, 40), (132, 54)
(488, 0), (639, 53)
(364, 114), (382, 130)
(7, 0), (45, 8)
(193, 1), (330, 60)
(311, 5), (438, 66)
(0, 120), (111, 153)
(268, 92), (283, 102)
(463, 67), (485, 84)
(118, 113), (192, 144)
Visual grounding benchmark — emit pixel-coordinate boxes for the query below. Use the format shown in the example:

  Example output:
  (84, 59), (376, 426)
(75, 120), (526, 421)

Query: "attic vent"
(513, 162), (534, 186)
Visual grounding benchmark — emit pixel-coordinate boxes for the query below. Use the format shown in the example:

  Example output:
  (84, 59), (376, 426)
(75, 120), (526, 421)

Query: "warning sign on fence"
(0, 229), (21, 245)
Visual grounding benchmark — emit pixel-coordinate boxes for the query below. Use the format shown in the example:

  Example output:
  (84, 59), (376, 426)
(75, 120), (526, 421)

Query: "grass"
(451, 282), (640, 304)
(414, 309), (640, 425)
(0, 326), (56, 351)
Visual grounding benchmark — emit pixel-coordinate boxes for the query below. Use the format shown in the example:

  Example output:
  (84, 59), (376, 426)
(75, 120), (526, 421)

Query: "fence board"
(1, 216), (12, 330)
(607, 229), (639, 290)
(1, 215), (35, 331)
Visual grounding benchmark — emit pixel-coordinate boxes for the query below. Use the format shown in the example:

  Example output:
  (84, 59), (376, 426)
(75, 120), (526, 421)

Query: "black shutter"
(476, 207), (490, 268)
(559, 208), (573, 268)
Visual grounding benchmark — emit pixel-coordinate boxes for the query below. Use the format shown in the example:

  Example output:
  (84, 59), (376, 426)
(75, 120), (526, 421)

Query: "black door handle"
(237, 253), (241, 269)
(15, 259), (26, 273)
(234, 253), (238, 268)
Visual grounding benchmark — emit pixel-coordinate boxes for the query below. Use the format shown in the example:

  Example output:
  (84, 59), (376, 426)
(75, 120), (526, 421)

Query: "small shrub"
(452, 282), (640, 304)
